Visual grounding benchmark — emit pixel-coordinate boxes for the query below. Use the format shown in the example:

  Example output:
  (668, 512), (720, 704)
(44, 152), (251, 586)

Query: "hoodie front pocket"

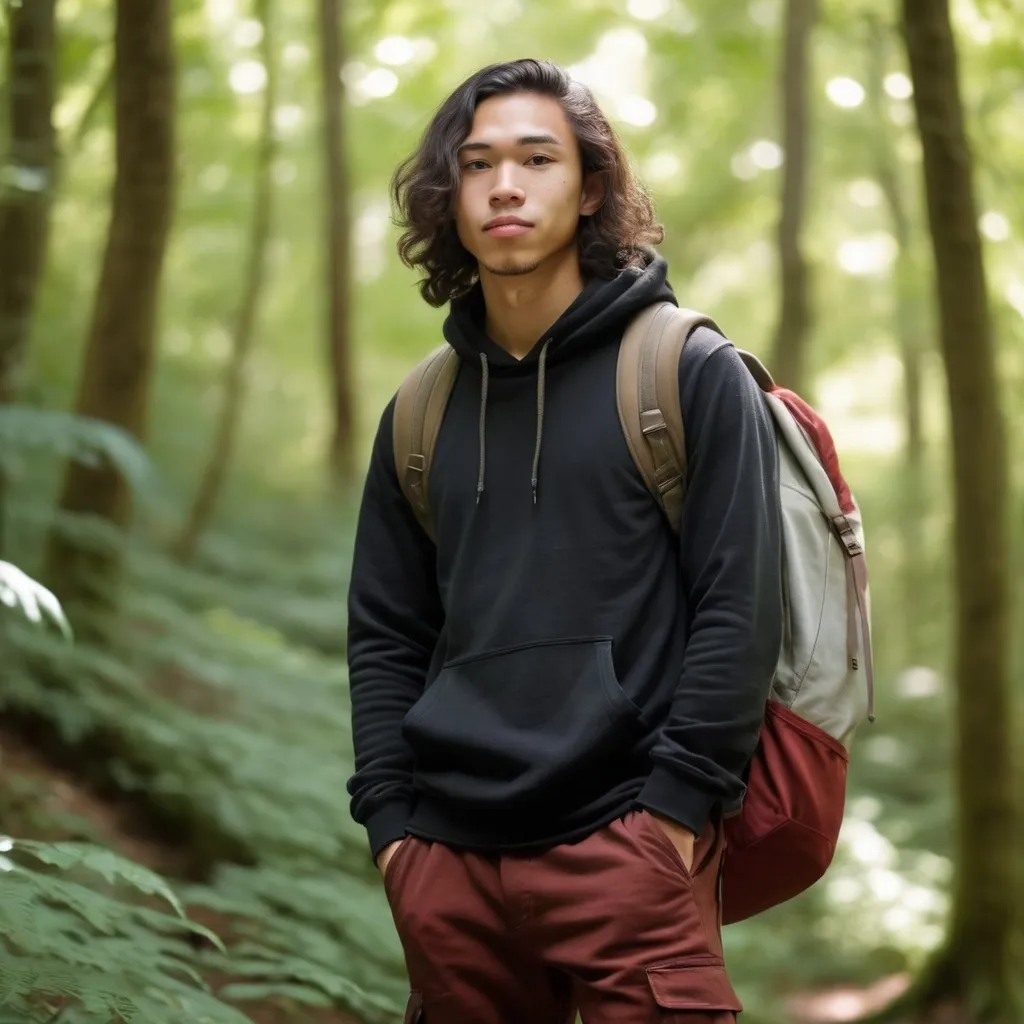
(403, 637), (643, 809)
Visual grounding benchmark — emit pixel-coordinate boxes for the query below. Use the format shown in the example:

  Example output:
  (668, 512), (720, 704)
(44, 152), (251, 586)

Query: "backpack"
(392, 301), (875, 924)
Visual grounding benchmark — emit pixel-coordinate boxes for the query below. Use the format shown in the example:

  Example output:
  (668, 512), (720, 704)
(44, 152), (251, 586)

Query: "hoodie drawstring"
(531, 341), (550, 504)
(476, 352), (489, 504)
(474, 340), (551, 507)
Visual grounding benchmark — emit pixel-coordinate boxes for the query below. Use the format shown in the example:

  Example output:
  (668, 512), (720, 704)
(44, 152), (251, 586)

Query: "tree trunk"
(769, 0), (817, 395)
(0, 0), (58, 556)
(44, 0), (176, 620)
(317, 0), (355, 487)
(173, 0), (277, 563)
(899, 0), (1017, 1018)
(865, 18), (927, 666)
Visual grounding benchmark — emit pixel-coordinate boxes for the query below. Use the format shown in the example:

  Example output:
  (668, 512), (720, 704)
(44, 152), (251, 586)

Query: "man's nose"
(489, 165), (525, 206)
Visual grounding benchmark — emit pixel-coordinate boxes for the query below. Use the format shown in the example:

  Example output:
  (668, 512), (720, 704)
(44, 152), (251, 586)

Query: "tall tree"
(174, 0), (277, 562)
(45, 0), (176, 618)
(769, 0), (817, 395)
(865, 17), (928, 666)
(899, 0), (1018, 1020)
(317, 0), (355, 486)
(0, 0), (58, 555)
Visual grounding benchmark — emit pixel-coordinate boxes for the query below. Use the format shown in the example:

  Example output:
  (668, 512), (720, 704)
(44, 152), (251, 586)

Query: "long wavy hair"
(391, 59), (665, 308)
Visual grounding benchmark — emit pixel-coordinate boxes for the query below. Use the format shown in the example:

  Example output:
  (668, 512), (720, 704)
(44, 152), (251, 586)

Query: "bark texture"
(769, 0), (817, 395)
(45, 0), (177, 617)
(318, 0), (355, 487)
(0, 0), (58, 555)
(898, 0), (1018, 1017)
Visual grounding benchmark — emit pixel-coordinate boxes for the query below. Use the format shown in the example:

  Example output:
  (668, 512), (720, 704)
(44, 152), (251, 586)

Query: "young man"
(347, 59), (783, 1023)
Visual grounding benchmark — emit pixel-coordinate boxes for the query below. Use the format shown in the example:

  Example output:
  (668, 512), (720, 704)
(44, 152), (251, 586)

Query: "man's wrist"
(637, 766), (716, 838)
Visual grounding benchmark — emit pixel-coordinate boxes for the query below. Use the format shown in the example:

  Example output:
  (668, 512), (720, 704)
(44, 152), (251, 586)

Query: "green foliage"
(1, 545), (406, 1022)
(0, 838), (251, 1024)
(186, 866), (405, 1022)
(0, 406), (154, 502)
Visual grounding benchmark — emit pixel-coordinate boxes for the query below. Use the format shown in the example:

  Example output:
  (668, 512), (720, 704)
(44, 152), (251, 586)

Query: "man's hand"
(646, 811), (696, 873)
(376, 838), (404, 878)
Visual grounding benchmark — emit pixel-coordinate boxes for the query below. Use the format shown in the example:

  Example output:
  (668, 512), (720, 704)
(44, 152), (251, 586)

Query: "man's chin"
(481, 258), (543, 278)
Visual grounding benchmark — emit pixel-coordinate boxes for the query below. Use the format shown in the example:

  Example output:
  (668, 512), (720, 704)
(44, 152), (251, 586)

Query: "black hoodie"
(346, 253), (783, 861)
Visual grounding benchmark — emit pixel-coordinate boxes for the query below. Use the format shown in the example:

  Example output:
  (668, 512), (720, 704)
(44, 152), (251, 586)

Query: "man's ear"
(580, 171), (606, 216)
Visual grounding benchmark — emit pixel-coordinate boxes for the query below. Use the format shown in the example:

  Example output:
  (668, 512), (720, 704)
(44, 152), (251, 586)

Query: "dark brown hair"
(391, 59), (665, 307)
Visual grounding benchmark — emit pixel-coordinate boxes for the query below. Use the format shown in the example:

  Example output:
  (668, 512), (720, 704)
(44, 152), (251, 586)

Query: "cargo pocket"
(646, 959), (742, 1020)
(402, 991), (423, 1023)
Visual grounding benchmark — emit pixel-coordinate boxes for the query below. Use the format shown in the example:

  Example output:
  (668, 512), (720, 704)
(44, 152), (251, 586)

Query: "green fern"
(0, 406), (153, 498)
(0, 840), (253, 1024)
(1, 555), (408, 1021)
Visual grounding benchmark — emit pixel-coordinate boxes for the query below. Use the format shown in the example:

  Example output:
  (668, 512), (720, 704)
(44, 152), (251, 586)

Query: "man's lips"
(484, 216), (533, 237)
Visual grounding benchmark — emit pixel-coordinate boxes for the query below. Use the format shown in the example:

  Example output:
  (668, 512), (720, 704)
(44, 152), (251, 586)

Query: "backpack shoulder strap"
(616, 303), (724, 534)
(737, 349), (775, 391)
(392, 344), (460, 541)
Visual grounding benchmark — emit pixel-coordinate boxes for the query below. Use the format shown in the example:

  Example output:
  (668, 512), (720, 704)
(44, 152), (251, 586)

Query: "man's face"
(454, 91), (603, 279)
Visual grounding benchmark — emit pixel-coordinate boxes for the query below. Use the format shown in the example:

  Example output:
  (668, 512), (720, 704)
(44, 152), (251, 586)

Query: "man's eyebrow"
(457, 134), (563, 153)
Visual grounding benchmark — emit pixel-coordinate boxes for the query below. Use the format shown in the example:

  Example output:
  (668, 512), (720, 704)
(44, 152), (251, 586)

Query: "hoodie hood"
(442, 249), (677, 371)
(438, 249), (676, 507)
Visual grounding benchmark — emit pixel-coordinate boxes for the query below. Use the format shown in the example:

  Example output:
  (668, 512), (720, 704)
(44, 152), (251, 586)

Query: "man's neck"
(480, 250), (585, 361)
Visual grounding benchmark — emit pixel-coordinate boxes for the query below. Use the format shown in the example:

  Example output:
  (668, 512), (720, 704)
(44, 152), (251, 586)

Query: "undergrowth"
(0, 417), (408, 1023)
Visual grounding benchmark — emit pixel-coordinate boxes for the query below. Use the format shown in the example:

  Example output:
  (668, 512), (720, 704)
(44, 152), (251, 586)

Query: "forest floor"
(0, 728), (360, 1024)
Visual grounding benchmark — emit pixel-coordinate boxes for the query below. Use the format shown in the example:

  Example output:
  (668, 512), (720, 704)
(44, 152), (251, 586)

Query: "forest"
(0, 0), (1022, 1022)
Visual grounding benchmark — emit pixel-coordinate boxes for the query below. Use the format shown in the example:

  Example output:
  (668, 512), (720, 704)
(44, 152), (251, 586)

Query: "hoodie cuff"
(637, 766), (718, 837)
(365, 801), (414, 863)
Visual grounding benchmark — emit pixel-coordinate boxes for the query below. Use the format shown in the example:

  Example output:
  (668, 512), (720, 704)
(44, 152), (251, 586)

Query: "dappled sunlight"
(826, 76), (866, 109)
(627, 0), (670, 20)
(807, 353), (905, 457)
(835, 232), (898, 276)
(731, 138), (784, 179)
(354, 200), (391, 283)
(569, 28), (660, 128)
(228, 59), (267, 94)
(352, 67), (399, 101)
(232, 17), (263, 47)
(1006, 280), (1024, 318)
(822, 815), (949, 956)
(896, 666), (943, 700)
(848, 179), (883, 207)
(980, 211), (1010, 241)
(643, 150), (686, 189)
(884, 72), (914, 99)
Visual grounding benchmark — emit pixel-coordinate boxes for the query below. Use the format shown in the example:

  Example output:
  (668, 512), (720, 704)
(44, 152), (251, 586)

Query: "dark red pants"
(383, 810), (742, 1022)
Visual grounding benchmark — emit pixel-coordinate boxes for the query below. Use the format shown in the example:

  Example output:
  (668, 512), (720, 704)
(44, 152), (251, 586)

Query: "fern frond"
(0, 406), (153, 496)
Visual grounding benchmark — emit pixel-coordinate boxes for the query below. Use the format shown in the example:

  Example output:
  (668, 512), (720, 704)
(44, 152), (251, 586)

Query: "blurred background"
(0, 0), (1021, 1022)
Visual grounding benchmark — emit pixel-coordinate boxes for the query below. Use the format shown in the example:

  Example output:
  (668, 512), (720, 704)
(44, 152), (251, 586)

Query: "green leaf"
(217, 982), (333, 1006)
(14, 841), (186, 918)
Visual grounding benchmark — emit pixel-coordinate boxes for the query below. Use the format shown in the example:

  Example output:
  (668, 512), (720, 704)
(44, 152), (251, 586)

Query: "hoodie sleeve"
(345, 396), (444, 862)
(637, 327), (783, 836)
